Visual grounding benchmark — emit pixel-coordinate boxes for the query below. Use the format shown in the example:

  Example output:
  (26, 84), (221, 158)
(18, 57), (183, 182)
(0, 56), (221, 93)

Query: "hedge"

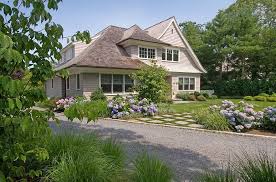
(214, 79), (276, 96)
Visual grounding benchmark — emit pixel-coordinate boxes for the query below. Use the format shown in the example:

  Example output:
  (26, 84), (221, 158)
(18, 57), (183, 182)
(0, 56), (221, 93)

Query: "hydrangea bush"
(210, 100), (264, 132)
(263, 107), (276, 131)
(55, 97), (76, 111)
(108, 96), (158, 119)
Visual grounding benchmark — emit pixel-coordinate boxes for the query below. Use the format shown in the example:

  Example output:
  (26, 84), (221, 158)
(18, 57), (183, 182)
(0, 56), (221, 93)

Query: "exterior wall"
(45, 76), (63, 98)
(82, 73), (99, 98)
(159, 23), (186, 48)
(65, 74), (83, 97)
(170, 73), (201, 99)
(125, 45), (138, 58)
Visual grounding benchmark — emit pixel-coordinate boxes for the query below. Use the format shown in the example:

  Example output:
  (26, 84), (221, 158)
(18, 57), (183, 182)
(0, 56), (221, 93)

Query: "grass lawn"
(170, 99), (276, 113)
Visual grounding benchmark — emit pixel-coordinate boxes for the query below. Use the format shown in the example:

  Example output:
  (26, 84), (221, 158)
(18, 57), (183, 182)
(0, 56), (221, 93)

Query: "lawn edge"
(103, 118), (276, 139)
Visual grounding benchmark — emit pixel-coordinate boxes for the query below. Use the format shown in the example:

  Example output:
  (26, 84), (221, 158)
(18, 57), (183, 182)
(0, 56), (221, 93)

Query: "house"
(45, 17), (206, 99)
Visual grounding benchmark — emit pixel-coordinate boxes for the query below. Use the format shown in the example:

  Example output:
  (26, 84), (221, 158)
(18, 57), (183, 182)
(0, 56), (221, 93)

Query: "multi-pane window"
(162, 49), (166, 60)
(76, 74), (80, 90)
(173, 50), (179, 61)
(178, 77), (196, 91)
(162, 48), (179, 61)
(101, 74), (112, 93)
(113, 75), (123, 93)
(139, 47), (147, 58)
(148, 48), (156, 59)
(125, 75), (134, 92)
(139, 47), (156, 59)
(100, 74), (134, 93)
(167, 49), (172, 61)
(66, 77), (70, 90)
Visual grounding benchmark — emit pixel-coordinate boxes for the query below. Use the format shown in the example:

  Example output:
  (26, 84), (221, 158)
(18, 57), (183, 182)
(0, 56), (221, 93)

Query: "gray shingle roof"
(118, 25), (170, 45)
(55, 26), (146, 70)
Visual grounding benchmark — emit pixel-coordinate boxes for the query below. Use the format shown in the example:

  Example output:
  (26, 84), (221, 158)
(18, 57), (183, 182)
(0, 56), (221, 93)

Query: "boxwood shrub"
(254, 96), (267, 101)
(243, 96), (254, 101)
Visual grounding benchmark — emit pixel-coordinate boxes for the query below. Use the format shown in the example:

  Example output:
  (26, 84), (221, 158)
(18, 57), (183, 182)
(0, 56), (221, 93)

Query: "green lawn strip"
(171, 99), (276, 113)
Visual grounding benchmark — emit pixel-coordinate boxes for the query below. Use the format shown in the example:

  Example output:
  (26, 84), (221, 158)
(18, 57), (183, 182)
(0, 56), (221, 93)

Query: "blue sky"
(52, 0), (235, 41)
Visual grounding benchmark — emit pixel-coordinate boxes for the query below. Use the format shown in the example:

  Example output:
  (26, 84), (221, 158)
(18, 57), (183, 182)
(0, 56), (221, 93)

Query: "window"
(162, 49), (166, 60)
(148, 48), (156, 59)
(139, 47), (156, 59)
(167, 49), (172, 61)
(113, 75), (123, 93)
(162, 48), (179, 62)
(125, 75), (134, 92)
(76, 74), (80, 90)
(178, 77), (196, 91)
(100, 74), (134, 93)
(173, 50), (179, 61)
(139, 47), (147, 58)
(178, 77), (183, 90)
(66, 77), (70, 90)
(51, 79), (54, 88)
(101, 74), (112, 93)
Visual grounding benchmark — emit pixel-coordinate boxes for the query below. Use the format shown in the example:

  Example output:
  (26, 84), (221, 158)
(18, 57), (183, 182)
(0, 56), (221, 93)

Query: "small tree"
(132, 64), (169, 103)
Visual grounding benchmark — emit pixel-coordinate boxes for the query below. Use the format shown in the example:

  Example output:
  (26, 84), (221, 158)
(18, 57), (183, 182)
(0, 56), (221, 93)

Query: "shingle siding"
(65, 74), (83, 97)
(160, 23), (185, 48)
(45, 77), (63, 98)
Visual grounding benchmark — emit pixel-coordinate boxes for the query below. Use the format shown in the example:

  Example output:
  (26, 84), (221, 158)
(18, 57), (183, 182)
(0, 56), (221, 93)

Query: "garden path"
(50, 115), (276, 182)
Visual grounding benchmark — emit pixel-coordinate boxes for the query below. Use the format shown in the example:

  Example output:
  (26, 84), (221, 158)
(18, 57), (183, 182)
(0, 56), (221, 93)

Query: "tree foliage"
(132, 64), (169, 103)
(180, 0), (276, 89)
(0, 0), (90, 180)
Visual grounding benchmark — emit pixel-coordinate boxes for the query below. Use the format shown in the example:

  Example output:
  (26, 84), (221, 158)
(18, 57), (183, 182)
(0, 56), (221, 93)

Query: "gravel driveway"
(50, 116), (276, 182)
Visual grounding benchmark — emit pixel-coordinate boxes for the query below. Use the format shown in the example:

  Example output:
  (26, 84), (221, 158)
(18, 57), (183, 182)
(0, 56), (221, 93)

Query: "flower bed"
(210, 100), (276, 132)
(55, 97), (76, 112)
(107, 96), (158, 119)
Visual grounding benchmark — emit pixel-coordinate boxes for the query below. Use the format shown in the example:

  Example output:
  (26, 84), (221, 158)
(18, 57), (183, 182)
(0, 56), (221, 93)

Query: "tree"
(0, 0), (90, 180)
(132, 64), (169, 103)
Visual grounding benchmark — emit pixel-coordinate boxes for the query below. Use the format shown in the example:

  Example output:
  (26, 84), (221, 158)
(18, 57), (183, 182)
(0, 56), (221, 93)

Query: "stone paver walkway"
(123, 113), (204, 128)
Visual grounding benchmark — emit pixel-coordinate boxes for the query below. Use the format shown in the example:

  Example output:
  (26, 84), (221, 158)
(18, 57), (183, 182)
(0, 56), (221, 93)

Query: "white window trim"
(178, 77), (196, 91)
(162, 47), (180, 62)
(76, 74), (80, 90)
(66, 77), (70, 90)
(138, 46), (157, 60)
(99, 74), (135, 94)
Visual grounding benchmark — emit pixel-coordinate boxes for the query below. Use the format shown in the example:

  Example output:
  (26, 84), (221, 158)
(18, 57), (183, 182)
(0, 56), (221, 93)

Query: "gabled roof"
(145, 16), (174, 39)
(146, 16), (207, 73)
(55, 26), (146, 70)
(118, 24), (169, 45)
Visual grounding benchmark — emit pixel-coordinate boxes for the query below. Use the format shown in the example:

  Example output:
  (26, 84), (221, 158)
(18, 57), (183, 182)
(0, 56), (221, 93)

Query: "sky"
(52, 0), (235, 42)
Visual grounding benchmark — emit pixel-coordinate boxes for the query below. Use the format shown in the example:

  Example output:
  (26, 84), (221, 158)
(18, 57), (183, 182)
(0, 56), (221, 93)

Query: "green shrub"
(243, 96), (254, 101)
(176, 92), (189, 101)
(194, 109), (231, 131)
(258, 93), (270, 97)
(254, 96), (267, 101)
(132, 65), (169, 103)
(197, 95), (207, 101)
(271, 93), (276, 97)
(46, 134), (125, 182)
(267, 97), (276, 102)
(188, 94), (197, 101)
(202, 92), (210, 99)
(132, 153), (173, 182)
(90, 88), (107, 101)
(201, 152), (276, 182)
(209, 95), (218, 99)
(214, 79), (276, 96)
(194, 91), (201, 97)
(64, 100), (109, 122)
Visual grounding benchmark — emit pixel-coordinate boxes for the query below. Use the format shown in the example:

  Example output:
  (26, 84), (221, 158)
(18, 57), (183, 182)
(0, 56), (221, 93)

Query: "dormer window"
(138, 47), (156, 59)
(162, 48), (179, 62)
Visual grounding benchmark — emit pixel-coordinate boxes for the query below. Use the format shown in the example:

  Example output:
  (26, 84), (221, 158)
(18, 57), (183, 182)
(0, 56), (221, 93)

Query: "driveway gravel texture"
(50, 115), (276, 182)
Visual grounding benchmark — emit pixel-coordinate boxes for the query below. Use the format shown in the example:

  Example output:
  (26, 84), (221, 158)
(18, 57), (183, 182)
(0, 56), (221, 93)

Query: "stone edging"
(103, 118), (276, 139)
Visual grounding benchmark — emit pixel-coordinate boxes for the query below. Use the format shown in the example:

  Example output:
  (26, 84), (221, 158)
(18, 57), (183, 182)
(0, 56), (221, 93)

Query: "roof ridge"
(94, 25), (127, 37)
(144, 16), (175, 30)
